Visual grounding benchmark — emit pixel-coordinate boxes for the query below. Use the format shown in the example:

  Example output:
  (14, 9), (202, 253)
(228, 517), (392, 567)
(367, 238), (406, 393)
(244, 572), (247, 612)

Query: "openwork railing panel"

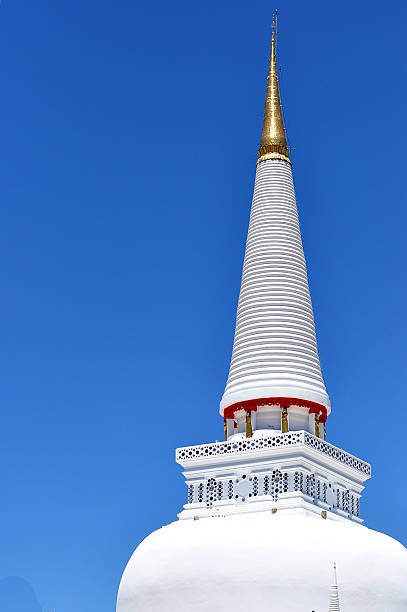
(176, 431), (370, 476)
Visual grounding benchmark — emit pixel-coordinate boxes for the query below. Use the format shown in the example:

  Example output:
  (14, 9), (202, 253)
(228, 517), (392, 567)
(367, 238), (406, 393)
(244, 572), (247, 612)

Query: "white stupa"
(328, 564), (340, 612)
(117, 15), (407, 612)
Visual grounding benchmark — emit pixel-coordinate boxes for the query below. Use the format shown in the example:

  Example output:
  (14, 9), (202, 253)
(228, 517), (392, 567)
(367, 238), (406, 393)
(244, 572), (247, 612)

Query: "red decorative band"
(223, 397), (328, 422)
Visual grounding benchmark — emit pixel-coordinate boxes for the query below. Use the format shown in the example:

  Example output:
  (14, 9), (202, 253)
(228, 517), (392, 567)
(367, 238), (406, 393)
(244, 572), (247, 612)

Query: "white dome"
(117, 510), (407, 612)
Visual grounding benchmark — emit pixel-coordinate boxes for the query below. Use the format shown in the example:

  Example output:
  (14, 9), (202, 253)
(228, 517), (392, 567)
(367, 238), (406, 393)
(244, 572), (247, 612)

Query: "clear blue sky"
(0, 1), (406, 610)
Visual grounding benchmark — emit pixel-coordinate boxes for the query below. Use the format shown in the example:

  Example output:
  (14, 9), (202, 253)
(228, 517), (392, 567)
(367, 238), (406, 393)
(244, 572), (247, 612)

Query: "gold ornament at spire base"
(258, 11), (290, 164)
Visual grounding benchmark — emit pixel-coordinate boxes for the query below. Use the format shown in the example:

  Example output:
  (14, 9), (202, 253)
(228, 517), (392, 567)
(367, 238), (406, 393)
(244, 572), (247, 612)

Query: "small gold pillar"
(223, 418), (228, 441)
(245, 410), (253, 438)
(281, 407), (289, 433)
(314, 414), (320, 438)
(322, 422), (326, 440)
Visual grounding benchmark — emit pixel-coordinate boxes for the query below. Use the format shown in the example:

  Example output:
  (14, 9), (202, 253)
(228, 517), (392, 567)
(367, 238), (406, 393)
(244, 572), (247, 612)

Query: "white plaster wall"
(255, 405), (281, 431)
(221, 159), (330, 413)
(288, 406), (309, 431)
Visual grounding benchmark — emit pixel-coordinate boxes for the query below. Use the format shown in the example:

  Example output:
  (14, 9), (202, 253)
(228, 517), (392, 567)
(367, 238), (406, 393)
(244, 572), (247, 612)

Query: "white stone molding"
(176, 431), (370, 523)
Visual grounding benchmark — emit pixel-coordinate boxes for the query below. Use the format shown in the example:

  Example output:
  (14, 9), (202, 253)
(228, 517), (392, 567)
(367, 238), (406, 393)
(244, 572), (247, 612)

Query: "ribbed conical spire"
(328, 563), (341, 612)
(220, 18), (330, 419)
(258, 11), (289, 160)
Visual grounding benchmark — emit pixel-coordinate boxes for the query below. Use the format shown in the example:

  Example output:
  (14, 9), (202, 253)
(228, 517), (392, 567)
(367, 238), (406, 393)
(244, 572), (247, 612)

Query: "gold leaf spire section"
(258, 11), (290, 163)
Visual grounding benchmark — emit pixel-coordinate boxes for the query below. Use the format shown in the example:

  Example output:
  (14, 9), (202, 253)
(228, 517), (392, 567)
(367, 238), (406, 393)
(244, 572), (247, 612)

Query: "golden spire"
(258, 11), (290, 161)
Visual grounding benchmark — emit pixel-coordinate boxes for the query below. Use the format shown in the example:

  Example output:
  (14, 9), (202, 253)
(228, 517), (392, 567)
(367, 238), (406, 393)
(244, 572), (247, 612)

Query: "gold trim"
(223, 418), (228, 441)
(257, 151), (291, 165)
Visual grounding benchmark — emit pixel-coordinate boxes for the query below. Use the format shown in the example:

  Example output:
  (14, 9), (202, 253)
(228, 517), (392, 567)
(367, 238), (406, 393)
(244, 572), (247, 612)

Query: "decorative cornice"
(223, 396), (328, 422)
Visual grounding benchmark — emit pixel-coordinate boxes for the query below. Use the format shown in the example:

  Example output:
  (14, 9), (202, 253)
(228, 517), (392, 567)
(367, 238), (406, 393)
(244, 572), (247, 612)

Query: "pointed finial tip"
(258, 10), (289, 161)
(272, 9), (278, 33)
